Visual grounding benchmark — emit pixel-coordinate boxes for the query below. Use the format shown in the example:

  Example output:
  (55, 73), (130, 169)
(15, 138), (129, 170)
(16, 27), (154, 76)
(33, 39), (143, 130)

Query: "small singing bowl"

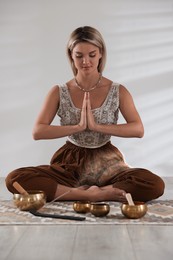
(13, 190), (46, 211)
(90, 203), (110, 217)
(73, 201), (91, 213)
(121, 201), (147, 219)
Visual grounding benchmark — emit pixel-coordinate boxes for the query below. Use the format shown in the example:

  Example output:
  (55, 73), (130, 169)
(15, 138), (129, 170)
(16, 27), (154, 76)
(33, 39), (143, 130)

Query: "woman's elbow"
(32, 127), (40, 140)
(137, 124), (144, 138)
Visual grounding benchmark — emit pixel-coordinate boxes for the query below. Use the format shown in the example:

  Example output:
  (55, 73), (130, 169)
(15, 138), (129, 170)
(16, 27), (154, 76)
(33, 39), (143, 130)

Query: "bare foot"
(87, 185), (126, 202)
(101, 186), (126, 202)
(54, 184), (126, 202)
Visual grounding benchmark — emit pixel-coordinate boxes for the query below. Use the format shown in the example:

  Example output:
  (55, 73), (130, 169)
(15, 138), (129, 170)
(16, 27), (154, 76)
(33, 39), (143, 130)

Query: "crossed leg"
(6, 166), (165, 203)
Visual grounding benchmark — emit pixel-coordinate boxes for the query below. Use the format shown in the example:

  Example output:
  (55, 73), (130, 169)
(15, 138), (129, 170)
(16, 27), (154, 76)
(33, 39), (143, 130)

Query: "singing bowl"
(90, 203), (110, 217)
(73, 201), (91, 213)
(13, 190), (46, 211)
(121, 202), (147, 219)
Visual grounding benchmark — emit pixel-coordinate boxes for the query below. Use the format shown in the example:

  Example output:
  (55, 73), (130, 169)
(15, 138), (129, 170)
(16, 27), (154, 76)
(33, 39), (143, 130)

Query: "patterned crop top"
(57, 82), (120, 148)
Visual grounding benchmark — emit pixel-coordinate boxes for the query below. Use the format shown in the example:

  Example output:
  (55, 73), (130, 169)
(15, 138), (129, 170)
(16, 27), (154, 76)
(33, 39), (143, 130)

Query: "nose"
(82, 57), (89, 64)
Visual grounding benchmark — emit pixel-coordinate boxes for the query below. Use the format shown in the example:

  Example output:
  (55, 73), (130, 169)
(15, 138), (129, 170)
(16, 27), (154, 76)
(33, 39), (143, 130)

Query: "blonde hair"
(67, 26), (107, 75)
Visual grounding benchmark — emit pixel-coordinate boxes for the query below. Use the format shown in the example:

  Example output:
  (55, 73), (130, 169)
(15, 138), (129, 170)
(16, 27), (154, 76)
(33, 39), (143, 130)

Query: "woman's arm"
(87, 85), (144, 138)
(32, 86), (86, 140)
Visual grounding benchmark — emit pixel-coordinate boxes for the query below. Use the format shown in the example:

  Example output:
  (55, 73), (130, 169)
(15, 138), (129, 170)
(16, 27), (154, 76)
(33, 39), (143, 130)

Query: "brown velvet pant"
(5, 141), (165, 202)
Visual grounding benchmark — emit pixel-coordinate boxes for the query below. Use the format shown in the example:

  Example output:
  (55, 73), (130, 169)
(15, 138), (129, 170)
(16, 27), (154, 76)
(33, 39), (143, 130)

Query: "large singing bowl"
(13, 190), (46, 211)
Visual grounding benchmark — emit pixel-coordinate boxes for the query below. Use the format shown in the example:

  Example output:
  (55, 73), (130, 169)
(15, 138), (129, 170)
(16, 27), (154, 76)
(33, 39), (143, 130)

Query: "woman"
(6, 26), (165, 202)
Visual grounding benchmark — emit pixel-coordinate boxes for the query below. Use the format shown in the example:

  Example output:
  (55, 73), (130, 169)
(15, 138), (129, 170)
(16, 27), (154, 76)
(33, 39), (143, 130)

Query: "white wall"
(1, 0), (173, 177)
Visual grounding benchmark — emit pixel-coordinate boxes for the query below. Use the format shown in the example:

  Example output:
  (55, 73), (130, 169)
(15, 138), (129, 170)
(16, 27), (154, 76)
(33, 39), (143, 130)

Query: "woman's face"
(71, 42), (102, 75)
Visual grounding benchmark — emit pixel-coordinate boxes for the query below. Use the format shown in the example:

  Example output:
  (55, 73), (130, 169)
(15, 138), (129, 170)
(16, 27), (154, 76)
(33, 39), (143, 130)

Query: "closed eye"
(75, 54), (96, 58)
(75, 50), (97, 59)
(89, 54), (96, 57)
(75, 54), (83, 58)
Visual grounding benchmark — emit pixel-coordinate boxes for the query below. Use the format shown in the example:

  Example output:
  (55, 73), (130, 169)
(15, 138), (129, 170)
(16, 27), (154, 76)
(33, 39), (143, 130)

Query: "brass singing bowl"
(73, 201), (91, 213)
(121, 201), (147, 219)
(90, 203), (110, 217)
(13, 190), (46, 211)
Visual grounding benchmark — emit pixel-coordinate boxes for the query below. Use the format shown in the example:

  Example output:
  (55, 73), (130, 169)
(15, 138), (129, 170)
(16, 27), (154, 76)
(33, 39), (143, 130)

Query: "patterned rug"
(0, 200), (173, 225)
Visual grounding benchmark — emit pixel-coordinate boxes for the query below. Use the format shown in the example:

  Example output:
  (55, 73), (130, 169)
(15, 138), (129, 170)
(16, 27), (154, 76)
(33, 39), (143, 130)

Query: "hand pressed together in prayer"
(79, 92), (97, 131)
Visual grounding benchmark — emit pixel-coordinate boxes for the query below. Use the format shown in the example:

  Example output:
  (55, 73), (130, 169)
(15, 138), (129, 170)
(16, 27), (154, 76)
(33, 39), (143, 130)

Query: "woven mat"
(0, 200), (173, 225)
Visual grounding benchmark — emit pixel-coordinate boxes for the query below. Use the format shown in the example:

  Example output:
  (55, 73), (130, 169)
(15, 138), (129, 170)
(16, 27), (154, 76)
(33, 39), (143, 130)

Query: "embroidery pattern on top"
(57, 83), (119, 148)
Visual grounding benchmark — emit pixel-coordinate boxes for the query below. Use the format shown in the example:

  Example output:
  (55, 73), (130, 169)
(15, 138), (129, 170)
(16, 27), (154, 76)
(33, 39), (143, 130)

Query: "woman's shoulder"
(102, 77), (120, 89)
(118, 84), (132, 96)
(118, 84), (134, 106)
(44, 84), (67, 102)
(49, 83), (68, 94)
(105, 79), (132, 100)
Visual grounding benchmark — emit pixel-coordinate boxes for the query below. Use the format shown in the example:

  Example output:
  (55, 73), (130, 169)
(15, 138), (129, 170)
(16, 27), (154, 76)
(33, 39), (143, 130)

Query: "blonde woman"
(6, 26), (165, 202)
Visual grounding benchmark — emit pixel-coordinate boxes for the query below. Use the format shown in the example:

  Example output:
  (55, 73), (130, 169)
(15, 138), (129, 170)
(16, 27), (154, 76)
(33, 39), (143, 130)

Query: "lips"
(82, 66), (90, 69)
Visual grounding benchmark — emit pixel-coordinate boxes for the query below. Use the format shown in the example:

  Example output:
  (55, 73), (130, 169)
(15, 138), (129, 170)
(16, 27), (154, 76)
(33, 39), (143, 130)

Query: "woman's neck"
(74, 72), (102, 92)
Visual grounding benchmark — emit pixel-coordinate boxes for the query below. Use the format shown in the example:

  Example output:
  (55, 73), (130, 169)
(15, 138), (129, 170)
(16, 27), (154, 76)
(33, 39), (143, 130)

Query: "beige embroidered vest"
(57, 82), (120, 148)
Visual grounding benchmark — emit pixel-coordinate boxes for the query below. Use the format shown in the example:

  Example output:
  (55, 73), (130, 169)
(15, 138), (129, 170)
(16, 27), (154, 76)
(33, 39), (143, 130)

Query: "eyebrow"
(75, 50), (97, 54)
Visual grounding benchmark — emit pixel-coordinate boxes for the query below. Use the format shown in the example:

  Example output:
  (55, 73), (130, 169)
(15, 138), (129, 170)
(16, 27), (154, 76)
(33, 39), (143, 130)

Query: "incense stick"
(46, 190), (72, 205)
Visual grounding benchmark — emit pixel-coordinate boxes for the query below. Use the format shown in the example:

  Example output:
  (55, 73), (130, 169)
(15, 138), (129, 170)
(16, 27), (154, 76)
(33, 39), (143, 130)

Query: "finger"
(86, 93), (91, 109)
(82, 93), (87, 109)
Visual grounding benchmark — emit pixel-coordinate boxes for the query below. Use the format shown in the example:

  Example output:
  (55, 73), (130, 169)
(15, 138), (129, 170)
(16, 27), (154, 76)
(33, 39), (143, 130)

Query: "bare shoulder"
(45, 85), (60, 100)
(48, 84), (59, 94)
(118, 84), (136, 109)
(119, 84), (133, 99)
(119, 84), (130, 94)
